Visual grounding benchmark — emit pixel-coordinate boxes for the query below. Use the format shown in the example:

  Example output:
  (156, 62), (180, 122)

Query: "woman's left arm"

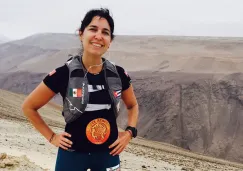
(121, 85), (139, 127)
(109, 85), (139, 156)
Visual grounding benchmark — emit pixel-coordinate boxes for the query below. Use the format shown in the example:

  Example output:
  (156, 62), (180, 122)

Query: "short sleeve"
(43, 65), (69, 96)
(116, 66), (132, 91)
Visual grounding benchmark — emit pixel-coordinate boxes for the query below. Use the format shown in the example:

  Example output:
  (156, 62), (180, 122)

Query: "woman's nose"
(94, 31), (102, 40)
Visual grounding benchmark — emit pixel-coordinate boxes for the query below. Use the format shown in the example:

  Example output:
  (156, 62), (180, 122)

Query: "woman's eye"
(103, 32), (110, 35)
(89, 28), (96, 31)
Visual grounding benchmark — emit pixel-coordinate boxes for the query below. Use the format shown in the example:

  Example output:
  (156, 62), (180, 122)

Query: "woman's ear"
(108, 43), (112, 48)
(79, 31), (83, 41)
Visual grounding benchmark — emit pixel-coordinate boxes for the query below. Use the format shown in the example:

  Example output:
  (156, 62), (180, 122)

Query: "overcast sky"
(0, 0), (243, 40)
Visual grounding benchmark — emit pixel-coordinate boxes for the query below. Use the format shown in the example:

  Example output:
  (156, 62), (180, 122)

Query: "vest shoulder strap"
(103, 59), (120, 77)
(65, 55), (83, 74)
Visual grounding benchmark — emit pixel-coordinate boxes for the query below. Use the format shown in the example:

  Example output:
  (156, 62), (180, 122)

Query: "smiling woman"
(78, 9), (115, 62)
(22, 8), (139, 171)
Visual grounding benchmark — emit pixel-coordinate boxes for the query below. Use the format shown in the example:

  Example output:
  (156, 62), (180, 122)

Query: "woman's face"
(80, 16), (112, 57)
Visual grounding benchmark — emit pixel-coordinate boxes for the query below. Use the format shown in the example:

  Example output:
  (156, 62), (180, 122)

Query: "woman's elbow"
(128, 103), (139, 111)
(21, 101), (28, 116)
(21, 100), (33, 117)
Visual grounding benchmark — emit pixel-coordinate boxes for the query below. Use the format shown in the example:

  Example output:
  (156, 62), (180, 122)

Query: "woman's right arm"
(21, 81), (72, 150)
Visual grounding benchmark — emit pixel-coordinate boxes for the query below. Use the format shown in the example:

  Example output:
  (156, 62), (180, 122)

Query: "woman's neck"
(81, 52), (103, 74)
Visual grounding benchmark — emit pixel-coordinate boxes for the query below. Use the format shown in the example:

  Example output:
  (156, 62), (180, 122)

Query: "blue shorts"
(55, 148), (120, 171)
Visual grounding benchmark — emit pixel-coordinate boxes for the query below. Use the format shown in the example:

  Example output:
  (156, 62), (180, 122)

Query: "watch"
(125, 126), (137, 138)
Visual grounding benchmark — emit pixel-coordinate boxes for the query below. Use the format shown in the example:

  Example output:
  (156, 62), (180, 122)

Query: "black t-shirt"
(43, 63), (131, 153)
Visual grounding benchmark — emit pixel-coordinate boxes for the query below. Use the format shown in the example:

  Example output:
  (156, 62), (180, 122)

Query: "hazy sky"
(1, 0), (243, 40)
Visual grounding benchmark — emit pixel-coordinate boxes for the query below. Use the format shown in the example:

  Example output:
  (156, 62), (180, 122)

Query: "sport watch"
(125, 126), (137, 138)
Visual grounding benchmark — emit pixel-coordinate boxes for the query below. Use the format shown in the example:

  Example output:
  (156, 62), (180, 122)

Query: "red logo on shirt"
(86, 118), (110, 145)
(124, 71), (129, 77)
(49, 69), (56, 76)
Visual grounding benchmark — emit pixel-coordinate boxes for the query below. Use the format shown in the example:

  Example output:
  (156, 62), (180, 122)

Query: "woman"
(22, 8), (139, 171)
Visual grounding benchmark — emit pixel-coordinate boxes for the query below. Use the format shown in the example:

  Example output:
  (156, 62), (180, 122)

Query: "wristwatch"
(125, 126), (137, 138)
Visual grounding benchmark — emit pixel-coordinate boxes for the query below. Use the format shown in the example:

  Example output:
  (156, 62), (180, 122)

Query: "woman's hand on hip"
(109, 131), (132, 156)
(51, 132), (73, 150)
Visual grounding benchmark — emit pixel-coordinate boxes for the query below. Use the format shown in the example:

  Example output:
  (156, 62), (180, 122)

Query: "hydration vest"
(62, 55), (122, 123)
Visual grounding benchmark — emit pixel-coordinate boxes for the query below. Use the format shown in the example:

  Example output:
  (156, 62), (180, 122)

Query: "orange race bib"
(86, 118), (110, 145)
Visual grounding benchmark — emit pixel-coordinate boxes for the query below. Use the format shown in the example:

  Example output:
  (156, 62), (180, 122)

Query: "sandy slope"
(1, 118), (242, 171)
(1, 89), (243, 171)
(0, 119), (182, 171)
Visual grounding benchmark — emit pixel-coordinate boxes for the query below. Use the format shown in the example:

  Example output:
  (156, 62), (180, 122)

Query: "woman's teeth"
(92, 43), (102, 47)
